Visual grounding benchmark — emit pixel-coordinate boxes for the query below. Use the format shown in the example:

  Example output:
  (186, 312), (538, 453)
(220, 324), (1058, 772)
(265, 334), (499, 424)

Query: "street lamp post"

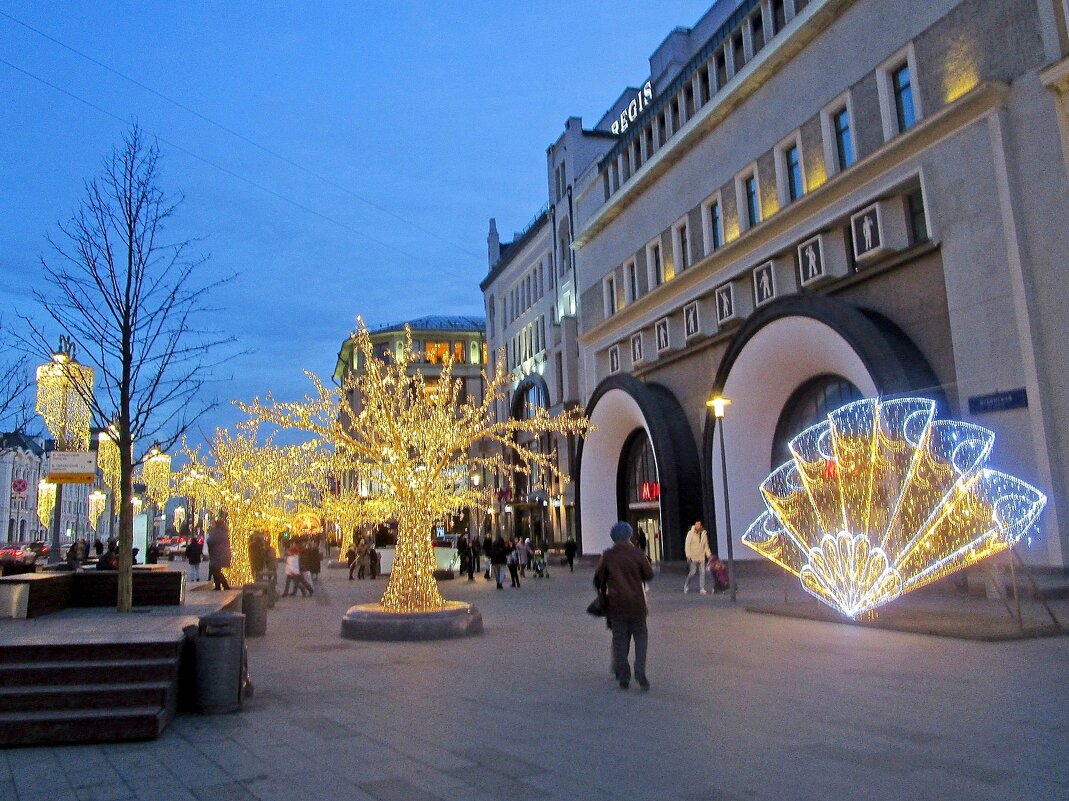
(707, 395), (737, 602)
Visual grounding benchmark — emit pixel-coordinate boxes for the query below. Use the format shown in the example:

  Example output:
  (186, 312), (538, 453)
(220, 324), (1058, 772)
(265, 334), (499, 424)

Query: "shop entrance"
(627, 506), (663, 563)
(621, 430), (663, 563)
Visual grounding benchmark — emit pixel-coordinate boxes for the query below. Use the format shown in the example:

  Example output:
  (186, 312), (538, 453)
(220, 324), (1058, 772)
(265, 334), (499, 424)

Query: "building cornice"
(579, 80), (1008, 351)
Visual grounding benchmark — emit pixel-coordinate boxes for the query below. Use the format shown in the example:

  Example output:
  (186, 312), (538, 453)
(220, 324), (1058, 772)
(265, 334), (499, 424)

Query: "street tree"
(24, 124), (234, 612)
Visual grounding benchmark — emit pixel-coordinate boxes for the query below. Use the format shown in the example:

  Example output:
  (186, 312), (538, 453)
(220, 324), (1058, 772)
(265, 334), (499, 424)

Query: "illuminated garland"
(37, 480), (56, 527)
(35, 356), (93, 451)
(88, 489), (107, 530)
(243, 319), (592, 613)
(742, 397), (1046, 617)
(97, 427), (123, 507)
(142, 447), (172, 507)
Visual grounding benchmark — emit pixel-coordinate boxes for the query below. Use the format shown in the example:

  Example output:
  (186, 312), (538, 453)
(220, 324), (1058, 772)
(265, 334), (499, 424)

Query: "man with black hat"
(594, 521), (655, 691)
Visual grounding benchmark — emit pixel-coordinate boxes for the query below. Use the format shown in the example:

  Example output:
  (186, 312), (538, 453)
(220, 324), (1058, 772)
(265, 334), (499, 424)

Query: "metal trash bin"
(242, 584), (268, 637)
(194, 612), (246, 714)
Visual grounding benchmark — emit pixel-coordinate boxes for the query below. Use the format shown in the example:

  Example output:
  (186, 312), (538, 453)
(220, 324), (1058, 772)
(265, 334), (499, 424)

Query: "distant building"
(0, 432), (46, 542)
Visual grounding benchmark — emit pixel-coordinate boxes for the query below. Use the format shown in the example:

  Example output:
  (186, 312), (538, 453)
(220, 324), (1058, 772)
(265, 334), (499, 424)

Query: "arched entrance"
(703, 295), (945, 562)
(619, 430), (664, 563)
(576, 375), (702, 559)
(507, 375), (552, 546)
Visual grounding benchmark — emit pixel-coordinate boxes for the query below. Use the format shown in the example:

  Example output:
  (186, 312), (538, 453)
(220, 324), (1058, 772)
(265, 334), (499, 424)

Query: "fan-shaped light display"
(742, 397), (1046, 618)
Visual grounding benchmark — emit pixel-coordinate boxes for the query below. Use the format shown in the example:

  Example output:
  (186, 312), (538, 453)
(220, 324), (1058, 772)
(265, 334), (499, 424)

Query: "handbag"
(586, 593), (606, 617)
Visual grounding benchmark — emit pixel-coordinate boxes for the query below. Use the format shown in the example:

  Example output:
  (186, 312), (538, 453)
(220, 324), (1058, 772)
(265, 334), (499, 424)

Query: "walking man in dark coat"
(594, 522), (654, 691)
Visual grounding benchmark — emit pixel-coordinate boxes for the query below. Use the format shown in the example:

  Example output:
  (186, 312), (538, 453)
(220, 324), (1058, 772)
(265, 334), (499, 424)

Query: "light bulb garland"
(88, 490), (107, 530)
(97, 426), (123, 507)
(742, 397), (1047, 618)
(37, 480), (56, 528)
(35, 354), (93, 451)
(142, 447), (172, 507)
(243, 319), (592, 613)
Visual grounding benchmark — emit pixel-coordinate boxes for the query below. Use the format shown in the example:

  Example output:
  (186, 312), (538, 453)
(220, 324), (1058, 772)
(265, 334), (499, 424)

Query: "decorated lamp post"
(141, 444), (171, 540)
(35, 339), (94, 562)
(708, 395), (737, 602)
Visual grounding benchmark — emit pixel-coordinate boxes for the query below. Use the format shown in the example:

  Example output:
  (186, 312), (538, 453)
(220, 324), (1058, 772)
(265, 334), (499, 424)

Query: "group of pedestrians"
(344, 537), (380, 580)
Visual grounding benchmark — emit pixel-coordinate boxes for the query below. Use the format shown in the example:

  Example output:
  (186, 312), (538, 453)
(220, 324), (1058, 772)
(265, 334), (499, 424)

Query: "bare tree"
(23, 124), (235, 611)
(0, 327), (33, 432)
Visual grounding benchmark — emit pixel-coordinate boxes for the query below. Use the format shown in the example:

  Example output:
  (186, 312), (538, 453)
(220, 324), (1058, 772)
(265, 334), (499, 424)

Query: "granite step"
(0, 658), (178, 687)
(0, 681), (171, 713)
(0, 705), (168, 746)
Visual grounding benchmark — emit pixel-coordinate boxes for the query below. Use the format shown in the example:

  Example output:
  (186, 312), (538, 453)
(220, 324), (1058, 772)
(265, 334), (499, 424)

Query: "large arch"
(576, 375), (702, 559)
(702, 294), (946, 561)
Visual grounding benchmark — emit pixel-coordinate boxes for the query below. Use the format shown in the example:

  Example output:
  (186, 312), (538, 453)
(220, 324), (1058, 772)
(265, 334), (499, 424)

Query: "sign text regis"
(611, 81), (655, 135)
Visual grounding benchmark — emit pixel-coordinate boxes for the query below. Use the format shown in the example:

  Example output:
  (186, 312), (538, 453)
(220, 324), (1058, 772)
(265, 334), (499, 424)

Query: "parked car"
(27, 541), (51, 561)
(0, 543), (40, 566)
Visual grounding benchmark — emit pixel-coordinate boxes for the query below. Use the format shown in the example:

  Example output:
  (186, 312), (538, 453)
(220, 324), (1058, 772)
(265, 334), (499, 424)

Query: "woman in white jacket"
(682, 521), (712, 594)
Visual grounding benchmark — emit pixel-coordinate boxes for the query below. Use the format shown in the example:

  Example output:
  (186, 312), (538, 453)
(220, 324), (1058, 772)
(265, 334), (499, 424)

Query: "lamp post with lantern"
(707, 395), (737, 602)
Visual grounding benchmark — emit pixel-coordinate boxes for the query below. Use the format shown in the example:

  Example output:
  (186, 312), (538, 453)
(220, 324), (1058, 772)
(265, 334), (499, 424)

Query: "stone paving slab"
(2, 563), (1069, 800)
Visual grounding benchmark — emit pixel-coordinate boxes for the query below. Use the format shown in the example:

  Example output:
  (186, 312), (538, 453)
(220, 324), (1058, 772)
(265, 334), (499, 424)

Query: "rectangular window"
(626, 260), (639, 303)
(676, 221), (690, 271)
(644, 126), (654, 157)
(670, 98), (680, 133)
(751, 12), (764, 55)
(893, 64), (916, 132)
(834, 107), (855, 170)
(745, 174), (760, 229)
(684, 84), (695, 119)
(604, 275), (618, 316)
(716, 51), (728, 88)
(732, 33), (745, 72)
(772, 0), (786, 33)
(785, 143), (803, 202)
(699, 67), (711, 105)
(906, 188), (929, 244)
(709, 201), (722, 251)
(650, 242), (664, 287)
(657, 112), (667, 144)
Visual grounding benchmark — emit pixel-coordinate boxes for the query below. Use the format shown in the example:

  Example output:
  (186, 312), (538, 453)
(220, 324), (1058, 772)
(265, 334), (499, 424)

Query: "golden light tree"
(243, 320), (591, 613)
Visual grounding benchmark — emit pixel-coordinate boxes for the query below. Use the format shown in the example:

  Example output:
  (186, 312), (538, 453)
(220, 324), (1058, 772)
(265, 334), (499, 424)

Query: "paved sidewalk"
(2, 561), (1068, 801)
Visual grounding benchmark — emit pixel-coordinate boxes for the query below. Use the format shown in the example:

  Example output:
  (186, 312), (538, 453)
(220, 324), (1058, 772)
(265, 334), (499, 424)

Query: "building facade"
(0, 433), (46, 542)
(487, 0), (1069, 569)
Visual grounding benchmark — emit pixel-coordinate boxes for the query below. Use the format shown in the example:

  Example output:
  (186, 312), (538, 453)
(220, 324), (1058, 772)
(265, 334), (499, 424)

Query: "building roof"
(0, 432), (44, 456)
(371, 316), (486, 335)
(480, 207), (549, 292)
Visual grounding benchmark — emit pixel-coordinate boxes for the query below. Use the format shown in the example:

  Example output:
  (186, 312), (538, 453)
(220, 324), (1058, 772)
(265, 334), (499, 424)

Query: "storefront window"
(424, 341), (449, 364)
(453, 342), (465, 363)
(623, 433), (658, 506)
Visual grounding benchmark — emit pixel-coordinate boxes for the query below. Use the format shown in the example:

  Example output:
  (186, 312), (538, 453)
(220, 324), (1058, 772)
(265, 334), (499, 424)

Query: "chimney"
(487, 218), (501, 268)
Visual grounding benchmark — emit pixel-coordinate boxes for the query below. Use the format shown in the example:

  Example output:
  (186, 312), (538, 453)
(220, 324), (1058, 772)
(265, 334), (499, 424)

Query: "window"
(743, 172), (760, 229)
(546, 257), (554, 289)
(626, 259), (639, 303)
(699, 67), (711, 105)
(648, 240), (664, 288)
(892, 63), (916, 132)
(715, 51), (728, 89)
(751, 12), (765, 55)
(453, 342), (465, 363)
(684, 84), (695, 119)
(785, 143), (803, 202)
(657, 112), (667, 145)
(703, 197), (723, 254)
(670, 98), (680, 134)
(906, 188), (929, 244)
(772, 0), (786, 33)
(608, 345), (620, 374)
(674, 220), (690, 272)
(771, 376), (863, 467)
(833, 106), (855, 170)
(644, 126), (654, 158)
(732, 33), (745, 73)
(604, 274), (618, 317)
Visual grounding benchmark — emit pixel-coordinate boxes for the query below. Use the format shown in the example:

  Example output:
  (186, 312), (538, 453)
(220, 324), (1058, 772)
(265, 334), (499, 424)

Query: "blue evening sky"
(1, 1), (712, 445)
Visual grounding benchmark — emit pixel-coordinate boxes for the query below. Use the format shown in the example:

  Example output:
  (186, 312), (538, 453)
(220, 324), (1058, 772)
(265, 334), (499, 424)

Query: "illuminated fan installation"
(742, 397), (1046, 618)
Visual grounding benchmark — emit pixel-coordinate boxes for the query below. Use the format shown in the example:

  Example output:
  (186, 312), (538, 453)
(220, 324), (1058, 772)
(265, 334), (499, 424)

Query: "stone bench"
(0, 566), (186, 619)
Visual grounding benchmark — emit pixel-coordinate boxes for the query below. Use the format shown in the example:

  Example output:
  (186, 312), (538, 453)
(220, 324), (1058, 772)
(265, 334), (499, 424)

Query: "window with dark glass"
(771, 376), (863, 467)
(733, 33), (745, 72)
(684, 84), (695, 118)
(785, 143), (803, 202)
(906, 188), (929, 244)
(657, 112), (667, 144)
(772, 0), (786, 33)
(699, 67), (711, 105)
(627, 261), (639, 301)
(893, 63), (916, 132)
(623, 433), (658, 507)
(709, 202), (722, 251)
(834, 106), (855, 169)
(716, 51), (728, 88)
(645, 126), (654, 157)
(678, 222), (689, 270)
(651, 243), (663, 286)
(751, 12), (764, 54)
(670, 98), (680, 132)
(605, 275), (617, 315)
(745, 174), (760, 228)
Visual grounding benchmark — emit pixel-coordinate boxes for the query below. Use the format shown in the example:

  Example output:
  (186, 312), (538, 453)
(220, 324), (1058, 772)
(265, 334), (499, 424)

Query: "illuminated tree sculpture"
(244, 321), (591, 614)
(742, 397), (1046, 618)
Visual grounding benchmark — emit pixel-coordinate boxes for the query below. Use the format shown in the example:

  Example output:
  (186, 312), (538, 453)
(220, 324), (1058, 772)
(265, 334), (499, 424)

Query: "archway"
(703, 295), (945, 562)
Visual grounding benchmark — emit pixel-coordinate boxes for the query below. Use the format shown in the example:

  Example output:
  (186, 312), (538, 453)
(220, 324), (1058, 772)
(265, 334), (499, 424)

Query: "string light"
(35, 349), (93, 451)
(37, 480), (56, 528)
(88, 489), (107, 530)
(742, 397), (1047, 618)
(142, 445), (172, 507)
(97, 425), (123, 507)
(243, 319), (591, 613)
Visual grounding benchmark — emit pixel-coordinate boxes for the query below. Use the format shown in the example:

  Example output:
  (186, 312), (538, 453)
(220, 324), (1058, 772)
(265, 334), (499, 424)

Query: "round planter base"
(340, 601), (483, 641)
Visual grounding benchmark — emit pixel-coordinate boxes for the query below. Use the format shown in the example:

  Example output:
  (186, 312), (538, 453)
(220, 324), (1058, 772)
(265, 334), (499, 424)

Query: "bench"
(0, 566), (185, 619)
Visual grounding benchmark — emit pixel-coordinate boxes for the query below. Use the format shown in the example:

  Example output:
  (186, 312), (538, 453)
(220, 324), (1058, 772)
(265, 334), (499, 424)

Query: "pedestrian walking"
(307, 542), (322, 582)
(357, 538), (371, 579)
(471, 535), (482, 573)
(207, 512), (232, 591)
(185, 536), (204, 582)
(594, 521), (654, 691)
(682, 521), (712, 595)
(345, 543), (357, 580)
(458, 534), (474, 581)
(564, 537), (578, 572)
(483, 533), (494, 580)
(490, 534), (508, 589)
(523, 537), (534, 575)
(93, 537), (104, 557)
(282, 545), (313, 596)
(506, 538), (522, 588)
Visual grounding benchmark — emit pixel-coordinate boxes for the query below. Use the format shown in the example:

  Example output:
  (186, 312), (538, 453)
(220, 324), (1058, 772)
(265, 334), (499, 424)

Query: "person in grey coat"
(207, 511), (232, 591)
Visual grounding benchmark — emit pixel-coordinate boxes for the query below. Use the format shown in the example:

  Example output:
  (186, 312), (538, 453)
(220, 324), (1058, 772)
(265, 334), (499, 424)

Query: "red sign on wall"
(640, 482), (660, 502)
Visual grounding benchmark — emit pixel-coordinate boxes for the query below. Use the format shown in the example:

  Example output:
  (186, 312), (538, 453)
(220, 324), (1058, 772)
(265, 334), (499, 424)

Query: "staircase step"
(0, 658), (178, 687)
(0, 681), (171, 713)
(0, 706), (167, 747)
(0, 640), (182, 664)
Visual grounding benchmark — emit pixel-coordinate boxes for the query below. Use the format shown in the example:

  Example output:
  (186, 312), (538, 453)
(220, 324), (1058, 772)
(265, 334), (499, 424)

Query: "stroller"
(708, 557), (730, 593)
(532, 550), (549, 578)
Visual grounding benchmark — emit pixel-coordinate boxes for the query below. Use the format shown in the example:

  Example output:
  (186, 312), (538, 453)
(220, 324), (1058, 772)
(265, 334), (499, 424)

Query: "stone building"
(487, 0), (1069, 569)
